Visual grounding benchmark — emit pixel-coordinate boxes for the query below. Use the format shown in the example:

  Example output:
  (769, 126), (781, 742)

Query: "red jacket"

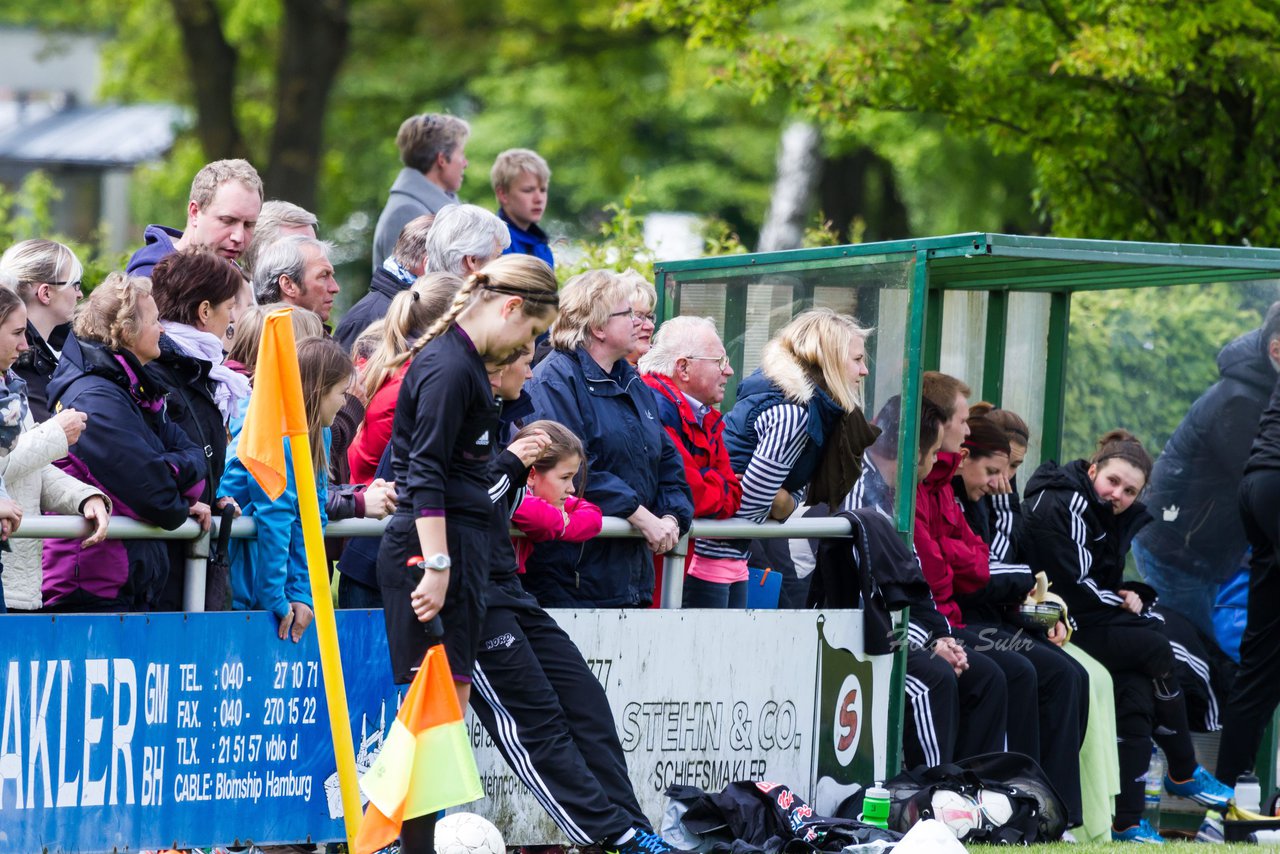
(914, 452), (991, 628)
(348, 360), (410, 485)
(512, 494), (603, 573)
(641, 373), (742, 519)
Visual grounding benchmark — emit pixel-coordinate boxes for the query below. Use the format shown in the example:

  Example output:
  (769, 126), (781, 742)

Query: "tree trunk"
(818, 148), (911, 244)
(265, 0), (351, 212)
(168, 0), (251, 161)
(757, 121), (822, 252)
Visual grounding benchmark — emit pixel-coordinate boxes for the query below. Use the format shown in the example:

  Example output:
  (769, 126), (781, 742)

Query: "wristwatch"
(412, 554), (451, 572)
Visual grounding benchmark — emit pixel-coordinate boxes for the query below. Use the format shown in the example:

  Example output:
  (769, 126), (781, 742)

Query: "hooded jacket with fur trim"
(707, 343), (845, 562)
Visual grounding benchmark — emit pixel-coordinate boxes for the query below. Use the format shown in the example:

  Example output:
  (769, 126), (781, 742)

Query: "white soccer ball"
(976, 789), (1014, 826)
(435, 811), (505, 854)
(930, 789), (982, 840)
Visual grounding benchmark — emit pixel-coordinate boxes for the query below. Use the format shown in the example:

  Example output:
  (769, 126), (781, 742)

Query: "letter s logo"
(833, 674), (861, 767)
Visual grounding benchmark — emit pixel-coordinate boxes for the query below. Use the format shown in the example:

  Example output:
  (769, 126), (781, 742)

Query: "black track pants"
(1219, 470), (1280, 783)
(1073, 618), (1193, 828)
(966, 622), (1090, 827)
(904, 644), (1007, 768)
(469, 596), (645, 845)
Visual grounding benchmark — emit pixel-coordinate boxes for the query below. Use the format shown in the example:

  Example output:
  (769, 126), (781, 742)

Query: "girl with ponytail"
(348, 272), (460, 484)
(1022, 429), (1232, 842)
(377, 253), (557, 674)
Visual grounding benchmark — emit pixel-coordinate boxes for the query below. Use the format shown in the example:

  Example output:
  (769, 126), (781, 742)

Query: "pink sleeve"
(512, 494), (567, 542)
(561, 496), (603, 542)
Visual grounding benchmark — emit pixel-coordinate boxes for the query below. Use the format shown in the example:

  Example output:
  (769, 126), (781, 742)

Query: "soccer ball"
(976, 789), (1014, 826)
(435, 811), (505, 854)
(930, 789), (982, 840)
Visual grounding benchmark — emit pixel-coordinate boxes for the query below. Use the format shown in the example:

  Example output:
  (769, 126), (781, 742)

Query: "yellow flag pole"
(289, 431), (363, 846)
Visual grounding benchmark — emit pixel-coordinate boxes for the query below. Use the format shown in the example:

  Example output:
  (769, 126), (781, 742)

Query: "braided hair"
(402, 254), (558, 364)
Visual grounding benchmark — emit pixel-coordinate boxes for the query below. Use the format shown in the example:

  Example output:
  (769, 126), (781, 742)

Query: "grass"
(1023, 845), (1257, 852)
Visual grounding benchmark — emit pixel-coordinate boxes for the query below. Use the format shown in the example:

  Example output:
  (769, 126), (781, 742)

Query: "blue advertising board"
(0, 611), (402, 852)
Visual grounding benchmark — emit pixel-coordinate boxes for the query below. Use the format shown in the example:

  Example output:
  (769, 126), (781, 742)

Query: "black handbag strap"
(212, 503), (236, 557)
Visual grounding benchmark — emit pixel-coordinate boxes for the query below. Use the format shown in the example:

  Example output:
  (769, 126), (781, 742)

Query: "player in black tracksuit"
(375, 255), (560, 852)
(1021, 431), (1232, 841)
(835, 395), (1007, 770)
(953, 416), (1089, 830)
(467, 426), (675, 854)
(1219, 368), (1280, 784)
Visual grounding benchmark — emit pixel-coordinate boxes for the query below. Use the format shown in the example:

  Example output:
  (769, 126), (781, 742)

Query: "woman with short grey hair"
(526, 269), (694, 608)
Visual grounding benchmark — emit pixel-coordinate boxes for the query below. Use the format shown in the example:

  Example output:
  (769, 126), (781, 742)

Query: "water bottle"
(1236, 773), (1262, 813)
(1143, 747), (1164, 832)
(860, 783), (892, 830)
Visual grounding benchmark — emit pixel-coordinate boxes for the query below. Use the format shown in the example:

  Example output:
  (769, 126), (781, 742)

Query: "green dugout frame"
(655, 232), (1280, 797)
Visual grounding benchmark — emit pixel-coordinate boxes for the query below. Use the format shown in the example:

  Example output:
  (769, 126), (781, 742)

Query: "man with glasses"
(638, 316), (746, 607)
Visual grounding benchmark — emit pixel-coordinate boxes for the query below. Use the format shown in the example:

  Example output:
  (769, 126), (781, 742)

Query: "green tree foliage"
(0, 171), (123, 286)
(4, 0), (784, 269)
(625, 0), (1280, 245)
(1061, 283), (1276, 461)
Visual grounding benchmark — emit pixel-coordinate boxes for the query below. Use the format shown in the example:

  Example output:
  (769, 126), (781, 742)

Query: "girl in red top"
(347, 271), (460, 484)
(511, 419), (602, 574)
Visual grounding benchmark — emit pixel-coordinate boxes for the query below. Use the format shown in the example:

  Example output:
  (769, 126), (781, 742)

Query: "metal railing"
(10, 515), (858, 611)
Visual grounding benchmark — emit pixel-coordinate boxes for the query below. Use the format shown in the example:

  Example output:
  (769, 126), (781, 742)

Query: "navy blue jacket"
(43, 336), (207, 609)
(333, 266), (411, 353)
(722, 368), (843, 490)
(146, 334), (226, 504)
(1139, 328), (1277, 582)
(499, 209), (554, 268)
(525, 347), (693, 606)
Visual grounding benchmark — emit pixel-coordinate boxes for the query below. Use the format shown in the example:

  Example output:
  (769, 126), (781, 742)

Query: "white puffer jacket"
(0, 414), (108, 611)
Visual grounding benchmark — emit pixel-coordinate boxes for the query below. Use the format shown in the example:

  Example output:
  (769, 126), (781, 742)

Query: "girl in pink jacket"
(511, 420), (602, 573)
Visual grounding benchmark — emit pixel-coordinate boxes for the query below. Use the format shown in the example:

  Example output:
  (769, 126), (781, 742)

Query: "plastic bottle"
(1143, 747), (1164, 832)
(860, 783), (892, 830)
(1236, 773), (1262, 813)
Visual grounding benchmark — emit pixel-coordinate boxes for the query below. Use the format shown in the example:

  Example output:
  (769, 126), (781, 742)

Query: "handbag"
(205, 504), (236, 611)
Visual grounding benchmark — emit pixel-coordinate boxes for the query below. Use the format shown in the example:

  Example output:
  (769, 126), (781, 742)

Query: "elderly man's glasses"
(687, 354), (731, 371)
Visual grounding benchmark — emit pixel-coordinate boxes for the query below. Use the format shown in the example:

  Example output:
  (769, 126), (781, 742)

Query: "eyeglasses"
(47, 280), (82, 292)
(686, 354), (732, 371)
(608, 309), (640, 321)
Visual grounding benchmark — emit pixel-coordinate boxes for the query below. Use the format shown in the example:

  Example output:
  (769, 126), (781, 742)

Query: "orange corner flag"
(354, 645), (484, 854)
(239, 308), (308, 500)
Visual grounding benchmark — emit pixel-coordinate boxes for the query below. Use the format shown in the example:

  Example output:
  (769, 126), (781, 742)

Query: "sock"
(401, 812), (438, 854)
(1115, 735), (1152, 829)
(1152, 678), (1197, 779)
(612, 829), (637, 846)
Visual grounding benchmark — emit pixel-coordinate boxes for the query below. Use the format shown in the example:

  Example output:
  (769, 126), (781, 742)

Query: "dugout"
(656, 232), (1280, 827)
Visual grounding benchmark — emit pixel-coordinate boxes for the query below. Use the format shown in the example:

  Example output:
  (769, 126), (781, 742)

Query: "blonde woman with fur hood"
(707, 308), (873, 606)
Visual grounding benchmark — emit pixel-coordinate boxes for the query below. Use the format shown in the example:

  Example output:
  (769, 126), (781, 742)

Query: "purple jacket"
(126, 224), (182, 276)
(41, 336), (206, 610)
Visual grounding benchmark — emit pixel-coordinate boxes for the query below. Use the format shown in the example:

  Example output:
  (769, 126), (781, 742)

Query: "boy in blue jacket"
(492, 149), (554, 268)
